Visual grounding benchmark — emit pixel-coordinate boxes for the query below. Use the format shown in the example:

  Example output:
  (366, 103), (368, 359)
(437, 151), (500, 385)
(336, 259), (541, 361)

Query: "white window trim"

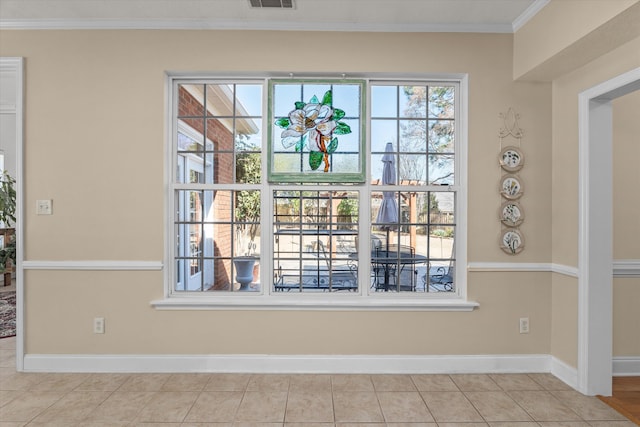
(157, 72), (477, 311)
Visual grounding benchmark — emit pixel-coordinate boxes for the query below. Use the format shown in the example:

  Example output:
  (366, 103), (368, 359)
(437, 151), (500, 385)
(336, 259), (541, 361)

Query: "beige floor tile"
(160, 373), (211, 391)
(487, 423), (540, 427)
(528, 374), (573, 391)
(508, 390), (582, 422)
(0, 350), (14, 368)
(0, 372), (42, 391)
(28, 373), (90, 392)
(181, 423), (233, 427)
(204, 373), (252, 391)
(371, 374), (417, 391)
(331, 374), (375, 391)
(377, 391), (434, 422)
(235, 391), (288, 422)
(0, 390), (65, 422)
(334, 424), (386, 427)
(0, 390), (23, 408)
(551, 390), (628, 421)
(489, 374), (545, 391)
(0, 337), (16, 350)
(437, 423), (489, 427)
(386, 423), (438, 427)
(246, 374), (290, 392)
(183, 391), (243, 423)
(285, 423), (333, 427)
(465, 391), (533, 422)
(332, 391), (384, 422)
(83, 391), (156, 422)
(536, 422), (592, 426)
(450, 374), (501, 391)
(135, 391), (199, 423)
(411, 374), (460, 392)
(284, 391), (333, 422)
(586, 421), (638, 426)
(288, 374), (332, 393)
(118, 373), (171, 391)
(420, 391), (483, 423)
(75, 373), (131, 391)
(30, 391), (110, 423)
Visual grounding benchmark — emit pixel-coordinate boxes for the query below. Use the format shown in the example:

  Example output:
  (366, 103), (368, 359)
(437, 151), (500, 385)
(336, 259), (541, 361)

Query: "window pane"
(400, 85), (427, 118)
(428, 154), (454, 185)
(429, 86), (455, 119)
(400, 119), (427, 152)
(428, 120), (455, 153)
(371, 190), (455, 293)
(273, 190), (359, 292)
(371, 85), (397, 117)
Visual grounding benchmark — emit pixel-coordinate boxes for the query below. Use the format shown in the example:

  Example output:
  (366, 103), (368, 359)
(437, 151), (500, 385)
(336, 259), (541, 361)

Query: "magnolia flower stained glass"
(268, 79), (366, 182)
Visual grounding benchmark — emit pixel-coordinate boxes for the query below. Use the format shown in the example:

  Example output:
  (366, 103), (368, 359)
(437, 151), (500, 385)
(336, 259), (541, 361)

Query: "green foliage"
(0, 171), (16, 227)
(308, 151), (323, 170)
(235, 153), (261, 243)
(337, 198), (358, 217)
(0, 235), (15, 272)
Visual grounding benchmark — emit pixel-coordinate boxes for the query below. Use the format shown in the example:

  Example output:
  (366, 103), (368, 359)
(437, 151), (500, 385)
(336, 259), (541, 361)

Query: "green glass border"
(267, 78), (366, 183)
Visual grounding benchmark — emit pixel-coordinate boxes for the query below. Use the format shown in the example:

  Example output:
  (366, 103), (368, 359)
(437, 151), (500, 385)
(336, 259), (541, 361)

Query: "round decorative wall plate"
(500, 229), (524, 255)
(500, 174), (523, 199)
(499, 201), (524, 227)
(499, 146), (524, 172)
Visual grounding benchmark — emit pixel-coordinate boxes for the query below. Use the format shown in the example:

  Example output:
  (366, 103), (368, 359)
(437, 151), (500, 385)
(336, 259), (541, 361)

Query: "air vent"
(249, 0), (293, 8)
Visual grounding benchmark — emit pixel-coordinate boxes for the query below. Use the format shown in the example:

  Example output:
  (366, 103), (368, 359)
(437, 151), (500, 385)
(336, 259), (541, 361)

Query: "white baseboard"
(23, 353), (552, 375)
(550, 356), (579, 390)
(613, 356), (640, 376)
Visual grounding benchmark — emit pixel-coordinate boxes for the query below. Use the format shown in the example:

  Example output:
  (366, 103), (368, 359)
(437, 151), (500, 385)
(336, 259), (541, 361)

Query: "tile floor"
(0, 337), (635, 426)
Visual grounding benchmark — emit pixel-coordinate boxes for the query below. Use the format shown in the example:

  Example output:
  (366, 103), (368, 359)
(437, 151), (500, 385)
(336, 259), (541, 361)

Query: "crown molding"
(0, 18), (516, 33)
(512, 0), (550, 32)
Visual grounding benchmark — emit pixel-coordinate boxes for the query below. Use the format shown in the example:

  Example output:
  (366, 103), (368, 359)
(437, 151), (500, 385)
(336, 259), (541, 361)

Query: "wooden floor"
(599, 377), (640, 425)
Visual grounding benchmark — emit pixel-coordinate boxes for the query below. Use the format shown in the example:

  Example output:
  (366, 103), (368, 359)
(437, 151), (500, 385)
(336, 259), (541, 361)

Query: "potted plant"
(234, 143), (261, 288)
(0, 171), (16, 284)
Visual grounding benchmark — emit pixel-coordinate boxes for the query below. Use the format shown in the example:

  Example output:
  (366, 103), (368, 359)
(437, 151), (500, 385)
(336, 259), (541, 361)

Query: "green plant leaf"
(309, 95), (319, 104)
(294, 101), (306, 110)
(321, 90), (332, 106)
(295, 136), (305, 152)
(332, 108), (345, 120)
(309, 151), (323, 170)
(326, 137), (339, 154)
(274, 117), (290, 128)
(333, 122), (352, 135)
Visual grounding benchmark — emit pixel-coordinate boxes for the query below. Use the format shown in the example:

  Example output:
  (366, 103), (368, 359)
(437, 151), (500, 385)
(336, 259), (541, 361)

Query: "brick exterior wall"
(178, 86), (234, 290)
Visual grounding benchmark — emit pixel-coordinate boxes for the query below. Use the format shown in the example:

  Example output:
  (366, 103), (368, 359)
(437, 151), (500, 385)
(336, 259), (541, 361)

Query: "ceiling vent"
(249, 0), (293, 8)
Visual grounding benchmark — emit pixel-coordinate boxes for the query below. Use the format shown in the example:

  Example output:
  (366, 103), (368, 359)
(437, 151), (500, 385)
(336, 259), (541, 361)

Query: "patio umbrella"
(375, 142), (398, 246)
(373, 142), (399, 290)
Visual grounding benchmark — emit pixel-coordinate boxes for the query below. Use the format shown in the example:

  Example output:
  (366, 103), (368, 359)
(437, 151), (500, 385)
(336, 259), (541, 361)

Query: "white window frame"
(156, 73), (477, 311)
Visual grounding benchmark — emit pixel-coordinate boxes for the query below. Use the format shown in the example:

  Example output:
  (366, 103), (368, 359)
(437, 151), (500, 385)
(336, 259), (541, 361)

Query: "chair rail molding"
(22, 260), (163, 271)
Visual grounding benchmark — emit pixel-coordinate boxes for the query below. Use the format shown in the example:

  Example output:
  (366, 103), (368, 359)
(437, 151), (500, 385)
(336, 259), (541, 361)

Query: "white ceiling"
(0, 0), (549, 32)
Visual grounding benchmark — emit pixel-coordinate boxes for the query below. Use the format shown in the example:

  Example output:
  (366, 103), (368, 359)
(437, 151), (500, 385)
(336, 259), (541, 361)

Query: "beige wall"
(514, 0), (640, 81)
(548, 35), (640, 365)
(1, 30), (555, 356)
(612, 90), (640, 357)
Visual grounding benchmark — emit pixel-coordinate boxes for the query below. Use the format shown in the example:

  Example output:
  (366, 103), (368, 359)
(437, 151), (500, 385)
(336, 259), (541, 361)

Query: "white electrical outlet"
(93, 317), (105, 334)
(36, 199), (53, 215)
(519, 317), (530, 334)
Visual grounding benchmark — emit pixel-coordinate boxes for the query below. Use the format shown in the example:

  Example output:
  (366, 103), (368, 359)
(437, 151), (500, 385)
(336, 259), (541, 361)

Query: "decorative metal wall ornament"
(498, 108), (525, 255)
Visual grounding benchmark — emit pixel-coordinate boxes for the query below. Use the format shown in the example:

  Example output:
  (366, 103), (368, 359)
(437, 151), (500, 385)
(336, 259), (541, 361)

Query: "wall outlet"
(93, 317), (105, 334)
(519, 317), (530, 334)
(36, 199), (53, 215)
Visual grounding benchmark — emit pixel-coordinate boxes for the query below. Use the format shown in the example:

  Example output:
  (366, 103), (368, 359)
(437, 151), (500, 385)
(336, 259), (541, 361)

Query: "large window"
(168, 75), (466, 304)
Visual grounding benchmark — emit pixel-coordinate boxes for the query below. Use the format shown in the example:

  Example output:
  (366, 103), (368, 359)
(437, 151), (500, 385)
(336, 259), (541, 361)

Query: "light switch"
(36, 199), (52, 215)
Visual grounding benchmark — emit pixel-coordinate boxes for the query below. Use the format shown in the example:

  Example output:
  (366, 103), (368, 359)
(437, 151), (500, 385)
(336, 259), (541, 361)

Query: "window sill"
(151, 295), (479, 311)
